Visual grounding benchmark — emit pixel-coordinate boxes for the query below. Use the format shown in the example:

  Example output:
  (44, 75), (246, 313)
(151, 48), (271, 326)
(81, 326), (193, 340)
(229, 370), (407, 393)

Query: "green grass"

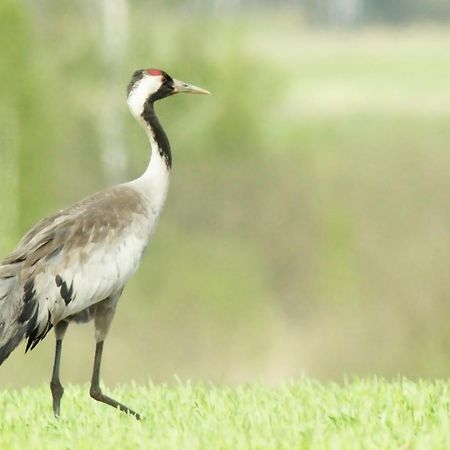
(1, 379), (450, 449)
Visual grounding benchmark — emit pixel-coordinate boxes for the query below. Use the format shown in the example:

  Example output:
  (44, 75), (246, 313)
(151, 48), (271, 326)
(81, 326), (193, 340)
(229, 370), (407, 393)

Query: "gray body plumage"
(0, 184), (160, 363)
(0, 68), (208, 419)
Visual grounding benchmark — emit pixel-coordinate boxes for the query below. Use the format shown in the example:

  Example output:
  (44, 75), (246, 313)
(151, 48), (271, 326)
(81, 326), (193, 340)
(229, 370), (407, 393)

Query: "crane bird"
(0, 69), (210, 420)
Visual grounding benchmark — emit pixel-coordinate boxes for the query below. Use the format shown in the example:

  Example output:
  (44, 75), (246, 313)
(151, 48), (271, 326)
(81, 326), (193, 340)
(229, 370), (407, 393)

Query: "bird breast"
(28, 186), (163, 324)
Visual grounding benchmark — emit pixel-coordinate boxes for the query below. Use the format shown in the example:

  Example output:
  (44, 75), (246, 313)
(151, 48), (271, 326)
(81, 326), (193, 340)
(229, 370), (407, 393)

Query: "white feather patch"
(127, 74), (162, 119)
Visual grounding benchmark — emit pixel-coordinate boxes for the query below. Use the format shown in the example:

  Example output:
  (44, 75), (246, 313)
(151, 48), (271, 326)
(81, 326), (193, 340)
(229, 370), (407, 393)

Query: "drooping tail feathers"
(0, 271), (25, 364)
(0, 269), (51, 366)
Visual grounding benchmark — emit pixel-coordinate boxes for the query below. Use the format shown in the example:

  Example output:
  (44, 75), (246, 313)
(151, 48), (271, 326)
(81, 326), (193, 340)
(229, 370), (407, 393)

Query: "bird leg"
(50, 321), (68, 418)
(89, 340), (142, 420)
(89, 294), (141, 420)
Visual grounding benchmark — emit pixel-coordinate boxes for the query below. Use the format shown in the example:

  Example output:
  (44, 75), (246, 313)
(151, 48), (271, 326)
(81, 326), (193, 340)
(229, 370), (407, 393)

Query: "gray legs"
(49, 292), (140, 420)
(50, 321), (68, 418)
(89, 292), (141, 420)
(89, 340), (141, 420)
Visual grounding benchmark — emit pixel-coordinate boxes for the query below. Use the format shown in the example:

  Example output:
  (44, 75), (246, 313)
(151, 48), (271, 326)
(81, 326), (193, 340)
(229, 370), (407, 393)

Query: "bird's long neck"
(130, 101), (171, 209)
(142, 100), (172, 169)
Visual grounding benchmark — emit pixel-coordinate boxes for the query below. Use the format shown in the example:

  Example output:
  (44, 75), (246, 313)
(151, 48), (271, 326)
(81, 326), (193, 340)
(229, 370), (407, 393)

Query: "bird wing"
(0, 185), (149, 361)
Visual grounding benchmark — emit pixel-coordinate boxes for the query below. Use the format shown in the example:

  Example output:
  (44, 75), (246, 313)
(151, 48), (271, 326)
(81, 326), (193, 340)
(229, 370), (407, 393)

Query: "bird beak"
(172, 79), (211, 95)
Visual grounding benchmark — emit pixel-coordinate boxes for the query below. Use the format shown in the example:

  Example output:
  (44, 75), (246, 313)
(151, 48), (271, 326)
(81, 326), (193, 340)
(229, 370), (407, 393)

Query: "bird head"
(127, 68), (210, 118)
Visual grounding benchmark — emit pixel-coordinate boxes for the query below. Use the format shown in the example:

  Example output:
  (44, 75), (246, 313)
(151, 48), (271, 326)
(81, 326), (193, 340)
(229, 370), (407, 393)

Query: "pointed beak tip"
(173, 79), (211, 96)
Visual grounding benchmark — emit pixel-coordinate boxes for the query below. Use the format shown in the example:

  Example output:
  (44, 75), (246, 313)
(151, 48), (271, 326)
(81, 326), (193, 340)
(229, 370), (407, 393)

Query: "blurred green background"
(0, 0), (450, 386)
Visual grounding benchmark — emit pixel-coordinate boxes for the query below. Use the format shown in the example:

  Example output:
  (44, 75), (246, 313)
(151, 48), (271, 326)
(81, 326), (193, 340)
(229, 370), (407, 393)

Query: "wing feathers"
(0, 185), (149, 364)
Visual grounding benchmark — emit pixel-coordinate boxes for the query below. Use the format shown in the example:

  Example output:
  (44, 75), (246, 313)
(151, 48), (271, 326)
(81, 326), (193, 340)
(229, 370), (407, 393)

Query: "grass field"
(1, 379), (450, 449)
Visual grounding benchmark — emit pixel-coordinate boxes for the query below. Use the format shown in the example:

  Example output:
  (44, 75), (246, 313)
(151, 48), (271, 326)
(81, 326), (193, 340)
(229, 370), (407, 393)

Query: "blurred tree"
(365, 0), (450, 24)
(98, 0), (129, 182)
(0, 1), (30, 253)
(304, 0), (450, 25)
(306, 0), (363, 25)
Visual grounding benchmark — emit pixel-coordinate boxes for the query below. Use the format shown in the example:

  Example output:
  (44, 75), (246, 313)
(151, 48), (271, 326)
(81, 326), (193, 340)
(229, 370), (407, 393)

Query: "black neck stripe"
(141, 99), (172, 169)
